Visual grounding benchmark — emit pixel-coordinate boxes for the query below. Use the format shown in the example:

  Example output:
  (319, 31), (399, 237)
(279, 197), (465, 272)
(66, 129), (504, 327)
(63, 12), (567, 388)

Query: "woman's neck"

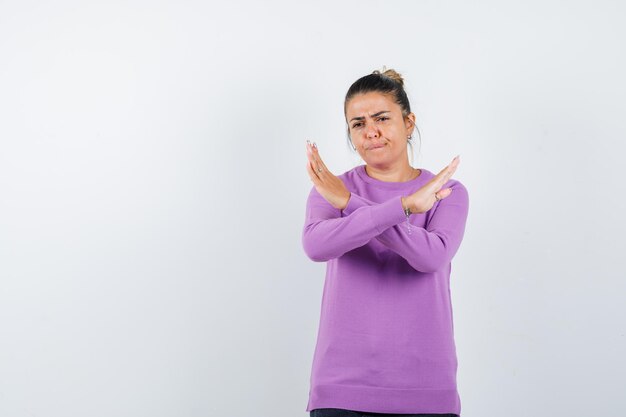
(365, 163), (420, 183)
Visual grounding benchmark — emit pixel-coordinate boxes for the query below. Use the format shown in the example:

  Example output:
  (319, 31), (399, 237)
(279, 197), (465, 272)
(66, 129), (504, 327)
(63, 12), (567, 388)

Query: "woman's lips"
(369, 143), (386, 149)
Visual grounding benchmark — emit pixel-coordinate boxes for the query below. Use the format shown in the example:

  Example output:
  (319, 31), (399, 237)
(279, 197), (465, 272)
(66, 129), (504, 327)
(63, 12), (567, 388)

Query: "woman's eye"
(352, 117), (386, 128)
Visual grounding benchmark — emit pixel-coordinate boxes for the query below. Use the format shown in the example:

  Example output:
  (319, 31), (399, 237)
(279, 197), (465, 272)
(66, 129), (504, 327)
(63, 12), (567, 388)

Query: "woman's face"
(345, 91), (415, 168)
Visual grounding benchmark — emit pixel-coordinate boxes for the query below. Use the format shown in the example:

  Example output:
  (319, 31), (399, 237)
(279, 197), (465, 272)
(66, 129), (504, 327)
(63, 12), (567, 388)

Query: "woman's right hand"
(403, 156), (460, 214)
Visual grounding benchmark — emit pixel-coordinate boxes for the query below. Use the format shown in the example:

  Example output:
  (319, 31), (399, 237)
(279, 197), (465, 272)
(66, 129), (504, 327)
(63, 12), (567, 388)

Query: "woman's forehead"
(346, 92), (400, 117)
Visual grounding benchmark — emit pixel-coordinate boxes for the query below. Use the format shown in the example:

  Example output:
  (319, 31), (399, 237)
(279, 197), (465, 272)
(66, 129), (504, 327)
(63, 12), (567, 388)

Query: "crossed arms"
(301, 182), (469, 273)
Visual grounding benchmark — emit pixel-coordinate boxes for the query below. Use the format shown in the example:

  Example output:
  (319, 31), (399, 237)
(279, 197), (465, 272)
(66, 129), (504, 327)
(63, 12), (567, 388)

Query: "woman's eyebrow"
(349, 110), (390, 122)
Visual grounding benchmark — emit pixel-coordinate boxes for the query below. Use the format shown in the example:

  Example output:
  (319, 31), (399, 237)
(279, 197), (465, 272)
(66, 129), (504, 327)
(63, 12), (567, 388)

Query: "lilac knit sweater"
(302, 164), (469, 415)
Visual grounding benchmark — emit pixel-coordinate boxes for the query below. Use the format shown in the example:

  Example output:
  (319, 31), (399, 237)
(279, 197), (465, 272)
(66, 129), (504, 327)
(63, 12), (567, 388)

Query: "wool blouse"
(302, 164), (469, 415)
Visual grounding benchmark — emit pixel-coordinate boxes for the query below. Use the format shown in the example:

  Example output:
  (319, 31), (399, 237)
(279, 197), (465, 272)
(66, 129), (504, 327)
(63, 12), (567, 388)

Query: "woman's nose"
(366, 124), (379, 138)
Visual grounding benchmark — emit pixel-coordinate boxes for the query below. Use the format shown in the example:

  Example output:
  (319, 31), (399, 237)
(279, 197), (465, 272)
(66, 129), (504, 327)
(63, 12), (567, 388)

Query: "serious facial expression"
(345, 92), (414, 168)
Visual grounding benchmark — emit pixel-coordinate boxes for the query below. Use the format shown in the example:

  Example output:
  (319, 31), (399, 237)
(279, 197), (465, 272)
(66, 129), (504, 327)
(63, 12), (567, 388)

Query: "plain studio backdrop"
(1, 1), (624, 416)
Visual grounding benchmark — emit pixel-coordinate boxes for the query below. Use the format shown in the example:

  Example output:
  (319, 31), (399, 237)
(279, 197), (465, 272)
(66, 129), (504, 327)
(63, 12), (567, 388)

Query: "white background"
(1, 1), (624, 416)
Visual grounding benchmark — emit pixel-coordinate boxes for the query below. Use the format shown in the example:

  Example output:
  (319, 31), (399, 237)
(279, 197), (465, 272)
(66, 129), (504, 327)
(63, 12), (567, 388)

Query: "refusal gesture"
(305, 140), (351, 210)
(403, 156), (460, 214)
(305, 139), (460, 215)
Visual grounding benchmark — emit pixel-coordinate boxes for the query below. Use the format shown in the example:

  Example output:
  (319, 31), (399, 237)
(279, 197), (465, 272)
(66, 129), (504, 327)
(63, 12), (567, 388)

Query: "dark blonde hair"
(344, 66), (421, 161)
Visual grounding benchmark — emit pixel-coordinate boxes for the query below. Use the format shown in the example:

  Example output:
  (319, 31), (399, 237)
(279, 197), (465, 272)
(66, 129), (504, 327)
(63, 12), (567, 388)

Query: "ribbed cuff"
(368, 196), (408, 234)
(342, 192), (368, 216)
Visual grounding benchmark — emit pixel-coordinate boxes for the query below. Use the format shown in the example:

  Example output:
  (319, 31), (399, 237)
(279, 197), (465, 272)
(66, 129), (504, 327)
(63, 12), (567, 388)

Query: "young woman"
(302, 68), (469, 417)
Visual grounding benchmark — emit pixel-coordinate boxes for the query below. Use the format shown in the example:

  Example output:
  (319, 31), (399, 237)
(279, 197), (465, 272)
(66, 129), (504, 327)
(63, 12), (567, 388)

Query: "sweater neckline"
(355, 164), (429, 189)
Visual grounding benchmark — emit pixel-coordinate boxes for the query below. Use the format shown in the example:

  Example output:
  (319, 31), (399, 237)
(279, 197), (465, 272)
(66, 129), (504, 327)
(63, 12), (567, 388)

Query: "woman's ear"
(405, 113), (416, 133)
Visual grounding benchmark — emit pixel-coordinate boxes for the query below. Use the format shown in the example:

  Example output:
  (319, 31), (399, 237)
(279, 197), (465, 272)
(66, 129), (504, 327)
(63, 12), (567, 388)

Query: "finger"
(305, 142), (321, 179)
(306, 142), (328, 178)
(310, 142), (330, 175)
(306, 141), (323, 174)
(424, 166), (456, 198)
(436, 188), (452, 201)
(305, 143), (317, 166)
(431, 156), (460, 190)
(437, 156), (459, 180)
(306, 160), (321, 184)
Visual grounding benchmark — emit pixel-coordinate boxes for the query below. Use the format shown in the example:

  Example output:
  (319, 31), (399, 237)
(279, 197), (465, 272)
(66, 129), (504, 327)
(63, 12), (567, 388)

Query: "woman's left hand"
(305, 140), (351, 210)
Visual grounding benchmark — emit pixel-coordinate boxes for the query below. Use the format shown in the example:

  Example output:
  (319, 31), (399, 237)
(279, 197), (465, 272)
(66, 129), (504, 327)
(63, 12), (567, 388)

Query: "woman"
(302, 68), (469, 417)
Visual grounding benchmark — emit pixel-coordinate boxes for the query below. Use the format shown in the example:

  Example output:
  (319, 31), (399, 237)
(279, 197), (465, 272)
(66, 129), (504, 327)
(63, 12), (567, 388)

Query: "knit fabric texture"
(302, 164), (469, 415)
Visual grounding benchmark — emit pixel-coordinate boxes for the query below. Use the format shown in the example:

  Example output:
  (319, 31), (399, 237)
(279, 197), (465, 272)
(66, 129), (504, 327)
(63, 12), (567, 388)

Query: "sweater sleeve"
(341, 182), (470, 273)
(301, 186), (408, 262)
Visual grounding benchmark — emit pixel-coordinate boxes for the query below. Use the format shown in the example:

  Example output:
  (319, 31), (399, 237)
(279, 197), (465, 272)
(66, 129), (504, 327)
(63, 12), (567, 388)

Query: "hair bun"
(373, 65), (404, 88)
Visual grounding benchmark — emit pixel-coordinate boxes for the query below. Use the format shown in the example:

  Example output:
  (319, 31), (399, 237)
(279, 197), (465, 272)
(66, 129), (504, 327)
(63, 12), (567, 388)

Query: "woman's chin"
(363, 157), (393, 168)
(364, 151), (391, 163)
